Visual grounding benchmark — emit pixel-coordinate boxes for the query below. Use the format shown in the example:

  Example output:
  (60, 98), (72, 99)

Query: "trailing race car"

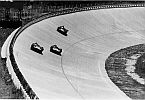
(50, 45), (62, 56)
(30, 42), (44, 55)
(57, 26), (68, 36)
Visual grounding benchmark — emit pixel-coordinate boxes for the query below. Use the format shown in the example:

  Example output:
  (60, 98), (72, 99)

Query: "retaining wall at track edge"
(6, 56), (29, 99)
(1, 28), (29, 99)
(8, 3), (145, 99)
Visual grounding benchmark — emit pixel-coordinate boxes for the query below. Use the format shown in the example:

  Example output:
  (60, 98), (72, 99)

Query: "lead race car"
(30, 42), (44, 55)
(57, 26), (69, 36)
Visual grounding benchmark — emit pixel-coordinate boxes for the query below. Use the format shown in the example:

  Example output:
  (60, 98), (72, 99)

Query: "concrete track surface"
(13, 7), (145, 100)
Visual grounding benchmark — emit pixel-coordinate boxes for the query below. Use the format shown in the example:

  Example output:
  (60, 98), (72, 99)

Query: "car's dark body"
(57, 26), (68, 36)
(30, 43), (44, 55)
(50, 45), (62, 56)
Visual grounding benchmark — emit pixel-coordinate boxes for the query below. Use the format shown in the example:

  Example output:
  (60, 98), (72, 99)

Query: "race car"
(30, 42), (44, 55)
(57, 26), (68, 36)
(50, 45), (62, 56)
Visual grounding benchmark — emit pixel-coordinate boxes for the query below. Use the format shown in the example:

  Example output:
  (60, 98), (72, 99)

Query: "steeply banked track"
(7, 3), (145, 99)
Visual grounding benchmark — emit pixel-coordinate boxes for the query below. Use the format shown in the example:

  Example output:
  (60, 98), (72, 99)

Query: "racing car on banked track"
(57, 26), (68, 36)
(50, 45), (62, 56)
(30, 42), (44, 55)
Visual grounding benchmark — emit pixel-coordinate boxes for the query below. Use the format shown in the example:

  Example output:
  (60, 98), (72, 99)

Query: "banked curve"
(9, 3), (145, 99)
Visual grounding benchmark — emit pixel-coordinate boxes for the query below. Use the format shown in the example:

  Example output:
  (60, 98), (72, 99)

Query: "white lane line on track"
(63, 28), (145, 53)
(60, 56), (85, 100)
(60, 28), (145, 99)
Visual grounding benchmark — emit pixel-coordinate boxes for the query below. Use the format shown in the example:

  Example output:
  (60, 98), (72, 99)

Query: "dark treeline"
(0, 20), (22, 29)
(0, 1), (145, 29)
(0, 1), (145, 8)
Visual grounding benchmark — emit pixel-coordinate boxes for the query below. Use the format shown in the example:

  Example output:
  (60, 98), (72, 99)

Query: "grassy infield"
(105, 44), (145, 99)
